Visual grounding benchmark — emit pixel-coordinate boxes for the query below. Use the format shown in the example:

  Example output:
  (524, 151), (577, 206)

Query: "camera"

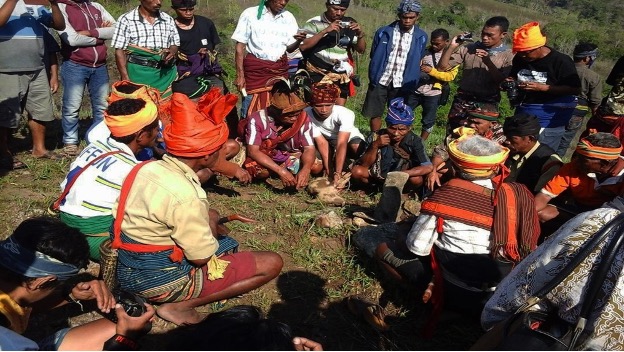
(103, 289), (148, 323)
(500, 80), (521, 106)
(457, 32), (473, 43)
(338, 21), (351, 28)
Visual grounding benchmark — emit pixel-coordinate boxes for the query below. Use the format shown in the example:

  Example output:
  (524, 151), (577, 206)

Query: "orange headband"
(576, 138), (622, 160)
(104, 98), (158, 137)
(513, 22), (546, 52)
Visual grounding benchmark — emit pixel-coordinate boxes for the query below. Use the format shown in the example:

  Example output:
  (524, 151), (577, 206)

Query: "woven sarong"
(243, 53), (288, 116)
(126, 45), (177, 99)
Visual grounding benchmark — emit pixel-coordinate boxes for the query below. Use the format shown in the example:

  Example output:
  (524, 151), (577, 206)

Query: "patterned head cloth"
(576, 136), (622, 160)
(105, 97), (158, 137)
(164, 88), (237, 157)
(385, 97), (414, 126)
(397, 0), (422, 14)
(467, 103), (499, 122)
(573, 48), (598, 60)
(0, 237), (80, 281)
(513, 22), (547, 53)
(270, 91), (307, 114)
(311, 82), (340, 105)
(327, 0), (350, 8)
(448, 133), (509, 178)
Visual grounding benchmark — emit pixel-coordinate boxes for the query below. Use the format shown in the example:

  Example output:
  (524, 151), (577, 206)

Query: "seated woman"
(242, 80), (323, 190)
(306, 82), (364, 187)
(351, 97), (432, 191)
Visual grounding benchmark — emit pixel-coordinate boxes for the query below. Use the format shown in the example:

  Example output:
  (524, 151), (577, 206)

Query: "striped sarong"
(60, 212), (112, 261)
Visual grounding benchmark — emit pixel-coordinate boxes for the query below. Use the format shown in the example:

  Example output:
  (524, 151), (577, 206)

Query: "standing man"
(362, 0), (427, 133)
(171, 0), (224, 90)
(298, 0), (366, 106)
(57, 0), (116, 157)
(231, 0), (305, 118)
(414, 28), (458, 140)
(508, 21), (581, 151)
(111, 0), (180, 99)
(437, 16), (513, 132)
(556, 43), (602, 158)
(0, 0), (65, 170)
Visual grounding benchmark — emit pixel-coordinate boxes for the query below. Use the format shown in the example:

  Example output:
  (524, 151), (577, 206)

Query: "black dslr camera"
(457, 32), (473, 43)
(500, 80), (521, 106)
(103, 289), (148, 323)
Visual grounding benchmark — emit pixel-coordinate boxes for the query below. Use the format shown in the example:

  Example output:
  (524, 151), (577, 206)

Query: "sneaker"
(63, 144), (80, 157)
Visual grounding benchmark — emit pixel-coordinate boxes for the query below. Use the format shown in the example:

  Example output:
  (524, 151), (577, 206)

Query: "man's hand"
(374, 133), (391, 148)
(278, 168), (297, 188)
(349, 22), (363, 37)
(197, 47), (208, 56)
(114, 303), (155, 339)
(71, 280), (116, 313)
(295, 170), (310, 190)
(234, 75), (246, 92)
(518, 81), (547, 92)
(77, 29), (91, 36)
(293, 337), (323, 351)
(101, 20), (112, 27)
(324, 21), (340, 35)
(420, 64), (433, 74)
(233, 167), (252, 184)
(49, 75), (58, 93)
(293, 30), (306, 42)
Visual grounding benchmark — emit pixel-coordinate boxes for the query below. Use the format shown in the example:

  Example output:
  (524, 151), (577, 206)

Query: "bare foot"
(156, 303), (204, 325)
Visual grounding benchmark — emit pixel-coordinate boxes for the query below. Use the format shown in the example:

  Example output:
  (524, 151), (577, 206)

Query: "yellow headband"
(448, 134), (509, 178)
(105, 99), (158, 137)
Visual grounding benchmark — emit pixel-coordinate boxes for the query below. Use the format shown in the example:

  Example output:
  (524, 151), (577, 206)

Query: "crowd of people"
(1, 0), (624, 349)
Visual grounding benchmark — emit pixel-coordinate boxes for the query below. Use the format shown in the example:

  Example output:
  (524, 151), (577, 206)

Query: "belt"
(127, 55), (165, 69)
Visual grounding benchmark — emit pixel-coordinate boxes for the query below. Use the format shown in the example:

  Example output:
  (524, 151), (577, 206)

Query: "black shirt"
(176, 15), (221, 55)
(510, 47), (581, 104)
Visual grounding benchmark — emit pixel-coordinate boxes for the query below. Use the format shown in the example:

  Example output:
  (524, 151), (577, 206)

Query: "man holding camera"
(437, 16), (513, 132)
(507, 22), (581, 151)
(362, 0), (427, 133)
(299, 0), (366, 106)
(112, 0), (180, 99)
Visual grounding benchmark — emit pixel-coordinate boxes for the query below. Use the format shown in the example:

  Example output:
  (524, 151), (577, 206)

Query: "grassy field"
(2, 0), (613, 349)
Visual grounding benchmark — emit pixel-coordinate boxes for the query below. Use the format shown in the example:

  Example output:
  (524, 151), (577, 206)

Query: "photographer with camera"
(437, 16), (513, 133)
(507, 22), (581, 151)
(0, 217), (154, 350)
(299, 0), (365, 106)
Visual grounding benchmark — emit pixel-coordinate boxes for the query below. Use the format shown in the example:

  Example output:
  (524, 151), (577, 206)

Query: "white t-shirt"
(231, 6), (298, 62)
(306, 105), (364, 142)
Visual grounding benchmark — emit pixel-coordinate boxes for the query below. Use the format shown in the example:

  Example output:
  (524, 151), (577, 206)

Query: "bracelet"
(65, 292), (84, 311)
(103, 334), (139, 351)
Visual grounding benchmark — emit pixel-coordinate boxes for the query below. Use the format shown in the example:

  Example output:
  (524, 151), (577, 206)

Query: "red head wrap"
(163, 89), (237, 157)
(311, 82), (340, 105)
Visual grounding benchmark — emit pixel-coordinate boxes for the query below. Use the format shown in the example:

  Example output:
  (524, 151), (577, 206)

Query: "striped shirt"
(59, 139), (138, 218)
(245, 109), (314, 152)
(378, 25), (414, 88)
(111, 7), (180, 50)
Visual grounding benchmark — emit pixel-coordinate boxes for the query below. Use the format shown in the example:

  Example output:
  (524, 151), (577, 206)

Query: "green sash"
(127, 45), (176, 99)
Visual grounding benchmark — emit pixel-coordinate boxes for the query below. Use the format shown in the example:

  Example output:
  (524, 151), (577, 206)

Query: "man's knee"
(350, 165), (368, 181)
(254, 251), (283, 276)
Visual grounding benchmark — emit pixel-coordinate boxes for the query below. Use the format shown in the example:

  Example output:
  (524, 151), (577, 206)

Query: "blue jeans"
(61, 61), (109, 145)
(414, 94), (441, 133)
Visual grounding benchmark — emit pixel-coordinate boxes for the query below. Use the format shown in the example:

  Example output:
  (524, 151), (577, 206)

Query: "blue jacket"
(368, 22), (428, 91)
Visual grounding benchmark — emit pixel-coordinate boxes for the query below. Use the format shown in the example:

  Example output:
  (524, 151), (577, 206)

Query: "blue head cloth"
(0, 237), (80, 281)
(397, 0), (422, 14)
(386, 97), (414, 126)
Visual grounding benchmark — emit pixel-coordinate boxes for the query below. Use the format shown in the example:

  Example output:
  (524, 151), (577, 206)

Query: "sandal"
(33, 151), (65, 160)
(62, 144), (80, 157)
(0, 155), (27, 171)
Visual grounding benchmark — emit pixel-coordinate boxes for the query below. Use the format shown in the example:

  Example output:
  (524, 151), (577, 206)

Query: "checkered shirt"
(378, 24), (414, 88)
(111, 7), (180, 50)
